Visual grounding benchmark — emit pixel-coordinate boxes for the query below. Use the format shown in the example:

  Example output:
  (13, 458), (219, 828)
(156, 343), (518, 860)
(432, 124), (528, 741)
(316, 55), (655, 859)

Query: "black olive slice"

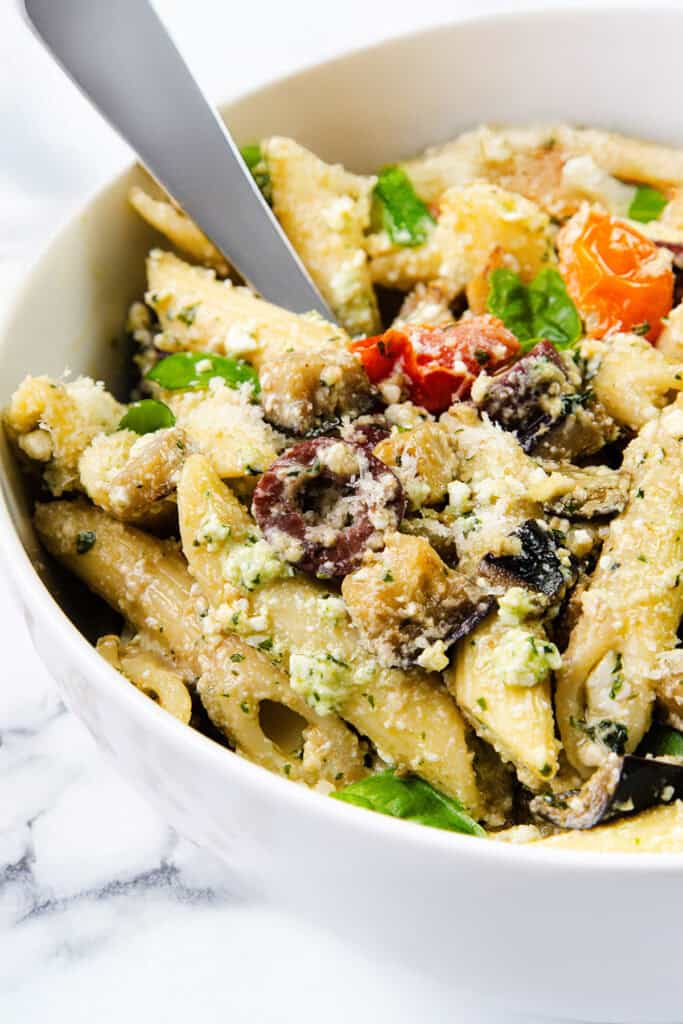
(474, 340), (576, 452)
(252, 437), (406, 578)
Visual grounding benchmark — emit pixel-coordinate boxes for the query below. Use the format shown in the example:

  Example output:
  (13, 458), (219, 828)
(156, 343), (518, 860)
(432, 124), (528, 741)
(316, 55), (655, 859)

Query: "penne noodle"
(177, 453), (483, 813)
(34, 500), (367, 787)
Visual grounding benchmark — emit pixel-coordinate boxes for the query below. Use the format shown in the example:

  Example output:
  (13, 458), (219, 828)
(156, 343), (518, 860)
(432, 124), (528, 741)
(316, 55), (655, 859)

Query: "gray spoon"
(20, 0), (335, 320)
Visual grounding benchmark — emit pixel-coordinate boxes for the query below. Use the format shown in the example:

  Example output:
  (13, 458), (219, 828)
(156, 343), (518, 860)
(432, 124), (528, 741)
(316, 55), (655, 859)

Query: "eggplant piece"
(531, 753), (683, 830)
(479, 519), (570, 599)
(400, 511), (461, 567)
(542, 464), (629, 520)
(474, 341), (578, 453)
(532, 396), (620, 462)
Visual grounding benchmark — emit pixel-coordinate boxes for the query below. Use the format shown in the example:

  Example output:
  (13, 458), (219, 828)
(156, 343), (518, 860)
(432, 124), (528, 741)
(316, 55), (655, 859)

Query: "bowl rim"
(3, 0), (683, 872)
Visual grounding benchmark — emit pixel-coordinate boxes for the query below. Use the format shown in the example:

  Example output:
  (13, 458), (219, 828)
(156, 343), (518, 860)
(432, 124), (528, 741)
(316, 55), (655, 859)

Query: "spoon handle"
(21, 0), (335, 320)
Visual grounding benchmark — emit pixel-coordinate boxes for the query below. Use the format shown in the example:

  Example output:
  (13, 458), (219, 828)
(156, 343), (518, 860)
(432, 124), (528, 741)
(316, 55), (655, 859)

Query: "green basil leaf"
(146, 351), (260, 395)
(373, 166), (435, 247)
(119, 399), (176, 435)
(240, 143), (272, 205)
(527, 268), (583, 349)
(627, 185), (668, 224)
(487, 267), (582, 351)
(486, 267), (535, 343)
(640, 724), (683, 759)
(331, 770), (486, 837)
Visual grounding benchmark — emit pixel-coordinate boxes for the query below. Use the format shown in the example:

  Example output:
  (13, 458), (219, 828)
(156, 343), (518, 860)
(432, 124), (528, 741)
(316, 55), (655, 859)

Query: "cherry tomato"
(350, 315), (520, 414)
(558, 209), (674, 342)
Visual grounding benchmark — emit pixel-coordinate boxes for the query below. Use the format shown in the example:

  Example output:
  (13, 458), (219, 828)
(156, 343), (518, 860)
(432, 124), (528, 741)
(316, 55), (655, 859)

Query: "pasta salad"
(10, 123), (683, 852)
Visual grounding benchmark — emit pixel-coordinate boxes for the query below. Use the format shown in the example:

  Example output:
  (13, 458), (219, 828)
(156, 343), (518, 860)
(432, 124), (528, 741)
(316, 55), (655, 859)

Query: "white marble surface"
(0, 1), (657, 1020)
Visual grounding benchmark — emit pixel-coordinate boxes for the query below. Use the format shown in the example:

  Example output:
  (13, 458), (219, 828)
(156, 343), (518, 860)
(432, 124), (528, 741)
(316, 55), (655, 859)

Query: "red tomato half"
(350, 315), (520, 413)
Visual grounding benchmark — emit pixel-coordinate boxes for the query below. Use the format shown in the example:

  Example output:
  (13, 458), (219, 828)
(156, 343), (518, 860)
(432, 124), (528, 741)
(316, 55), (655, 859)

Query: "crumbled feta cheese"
(447, 480), (472, 514)
(561, 155), (635, 217)
(222, 539), (292, 591)
(321, 195), (355, 231)
(320, 365), (343, 387)
(317, 595), (348, 623)
(384, 402), (431, 430)
(319, 441), (360, 477)
(195, 511), (232, 551)
(405, 478), (432, 509)
(494, 628), (561, 688)
(417, 640), (450, 672)
(498, 587), (542, 625)
(224, 323), (259, 356)
(289, 651), (353, 715)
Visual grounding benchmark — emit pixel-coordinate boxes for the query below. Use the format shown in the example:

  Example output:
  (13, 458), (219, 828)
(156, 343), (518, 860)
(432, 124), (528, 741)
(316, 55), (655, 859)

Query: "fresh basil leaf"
(639, 723), (683, 759)
(628, 185), (668, 224)
(373, 166), (435, 247)
(331, 770), (486, 837)
(240, 143), (272, 205)
(486, 267), (535, 343)
(528, 268), (583, 349)
(146, 351), (260, 395)
(487, 267), (582, 351)
(119, 399), (176, 435)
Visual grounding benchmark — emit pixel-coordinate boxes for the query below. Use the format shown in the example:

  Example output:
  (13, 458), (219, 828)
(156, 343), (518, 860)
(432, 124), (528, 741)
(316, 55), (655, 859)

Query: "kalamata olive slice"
(474, 340), (577, 452)
(340, 416), (391, 452)
(252, 437), (406, 578)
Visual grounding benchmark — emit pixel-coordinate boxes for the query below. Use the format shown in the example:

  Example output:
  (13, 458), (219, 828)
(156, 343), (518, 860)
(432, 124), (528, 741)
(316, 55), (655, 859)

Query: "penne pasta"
(34, 500), (367, 787)
(177, 453), (483, 813)
(129, 186), (230, 275)
(446, 613), (560, 789)
(145, 250), (372, 433)
(264, 136), (379, 336)
(556, 398), (683, 773)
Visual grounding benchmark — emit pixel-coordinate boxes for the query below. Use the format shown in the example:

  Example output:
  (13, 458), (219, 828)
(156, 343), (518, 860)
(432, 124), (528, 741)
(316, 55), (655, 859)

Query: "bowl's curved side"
(4, 8), (683, 1021)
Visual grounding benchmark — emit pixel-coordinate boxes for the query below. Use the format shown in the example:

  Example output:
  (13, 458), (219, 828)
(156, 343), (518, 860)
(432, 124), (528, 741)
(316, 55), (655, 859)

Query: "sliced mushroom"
(531, 753), (683, 830)
(541, 464), (630, 520)
(473, 341), (579, 453)
(479, 519), (572, 600)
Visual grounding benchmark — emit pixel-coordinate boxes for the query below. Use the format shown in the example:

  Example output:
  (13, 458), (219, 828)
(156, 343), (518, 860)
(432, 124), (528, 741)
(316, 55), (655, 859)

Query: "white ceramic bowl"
(3, 8), (683, 1021)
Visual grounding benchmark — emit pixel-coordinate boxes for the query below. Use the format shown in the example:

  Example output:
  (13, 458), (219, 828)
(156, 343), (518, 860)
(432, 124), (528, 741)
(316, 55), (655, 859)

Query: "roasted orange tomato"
(350, 315), (519, 413)
(558, 209), (674, 342)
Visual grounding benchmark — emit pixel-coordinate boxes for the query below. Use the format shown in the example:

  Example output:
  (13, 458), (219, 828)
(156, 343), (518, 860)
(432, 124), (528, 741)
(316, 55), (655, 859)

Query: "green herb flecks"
(146, 351), (260, 395)
(331, 770), (486, 837)
(373, 166), (435, 247)
(609, 652), (624, 701)
(571, 716), (629, 755)
(119, 399), (176, 435)
(487, 266), (582, 351)
(240, 143), (272, 205)
(628, 185), (668, 224)
(76, 531), (96, 555)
